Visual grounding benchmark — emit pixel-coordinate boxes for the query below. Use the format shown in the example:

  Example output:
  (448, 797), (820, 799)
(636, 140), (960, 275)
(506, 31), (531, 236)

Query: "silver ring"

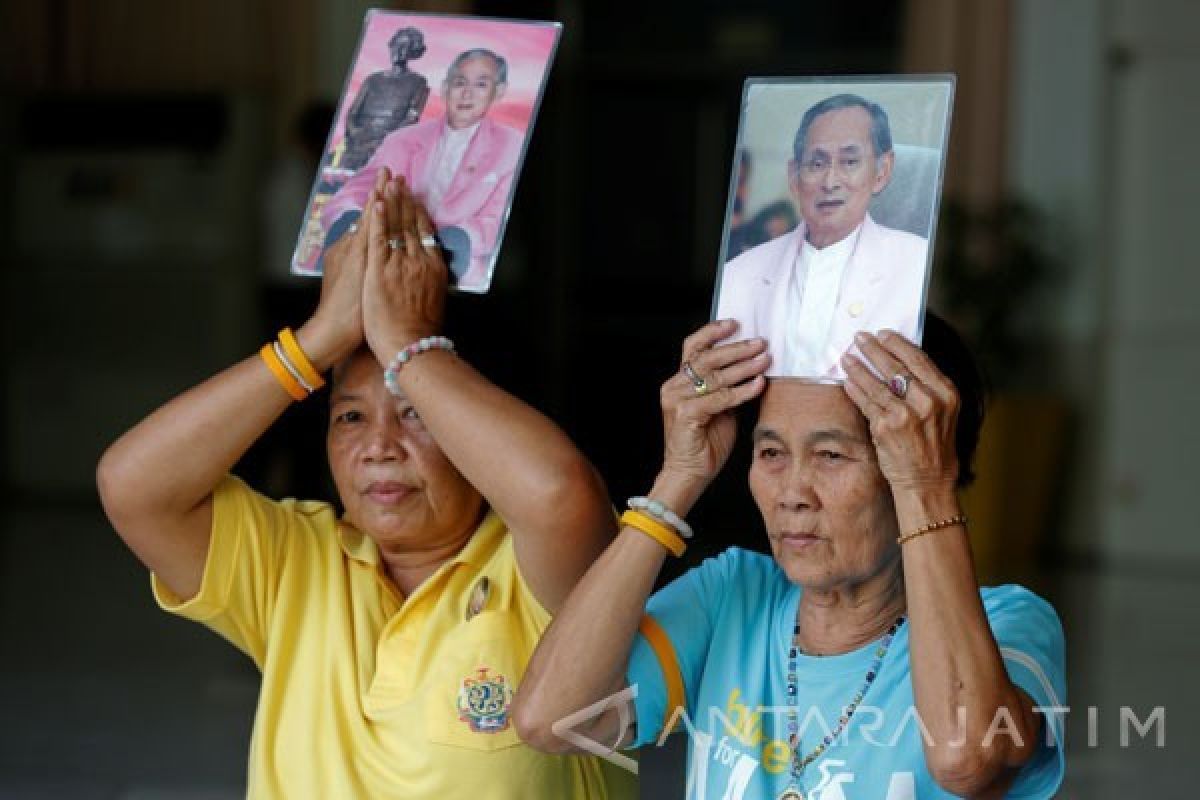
(888, 373), (909, 398)
(347, 222), (359, 235)
(386, 237), (404, 251)
(419, 233), (438, 250)
(682, 361), (710, 395)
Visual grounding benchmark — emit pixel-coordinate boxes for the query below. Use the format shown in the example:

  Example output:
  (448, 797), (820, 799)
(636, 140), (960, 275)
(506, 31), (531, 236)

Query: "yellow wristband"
(278, 327), (325, 390)
(621, 510), (687, 557)
(260, 343), (308, 401)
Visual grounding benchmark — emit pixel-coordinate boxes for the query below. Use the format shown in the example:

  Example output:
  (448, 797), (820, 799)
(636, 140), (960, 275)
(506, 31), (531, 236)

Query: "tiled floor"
(1, 503), (1195, 797)
(1050, 567), (1199, 797)
(0, 505), (252, 799)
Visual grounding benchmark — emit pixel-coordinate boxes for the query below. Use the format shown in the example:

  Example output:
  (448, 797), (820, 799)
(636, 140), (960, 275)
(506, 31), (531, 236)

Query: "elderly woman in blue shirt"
(514, 315), (1065, 800)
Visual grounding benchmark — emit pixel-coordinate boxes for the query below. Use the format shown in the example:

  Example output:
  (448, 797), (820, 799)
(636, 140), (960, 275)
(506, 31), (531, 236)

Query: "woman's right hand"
(653, 320), (771, 513)
(300, 171), (389, 365)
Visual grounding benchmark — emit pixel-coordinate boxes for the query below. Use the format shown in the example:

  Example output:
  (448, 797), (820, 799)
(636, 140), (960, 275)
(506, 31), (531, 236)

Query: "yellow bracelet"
(622, 510), (687, 557)
(260, 343), (308, 401)
(897, 514), (968, 545)
(277, 327), (325, 390)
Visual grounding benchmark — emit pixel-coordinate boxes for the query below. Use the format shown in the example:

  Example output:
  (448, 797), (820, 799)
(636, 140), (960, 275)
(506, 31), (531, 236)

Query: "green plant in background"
(933, 197), (1067, 583)
(933, 198), (1058, 387)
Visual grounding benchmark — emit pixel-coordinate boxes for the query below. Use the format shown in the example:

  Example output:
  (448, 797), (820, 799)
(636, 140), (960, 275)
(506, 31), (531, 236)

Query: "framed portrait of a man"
(713, 76), (955, 380)
(291, 11), (561, 293)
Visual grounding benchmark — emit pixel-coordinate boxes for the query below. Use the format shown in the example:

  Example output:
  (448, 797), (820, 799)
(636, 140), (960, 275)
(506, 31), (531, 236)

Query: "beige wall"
(903, 0), (1011, 209)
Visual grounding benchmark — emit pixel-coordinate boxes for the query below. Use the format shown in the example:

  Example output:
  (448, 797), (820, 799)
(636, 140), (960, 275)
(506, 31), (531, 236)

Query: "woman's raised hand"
(841, 331), (961, 493)
(303, 172), (388, 364)
(654, 320), (770, 513)
(362, 172), (448, 358)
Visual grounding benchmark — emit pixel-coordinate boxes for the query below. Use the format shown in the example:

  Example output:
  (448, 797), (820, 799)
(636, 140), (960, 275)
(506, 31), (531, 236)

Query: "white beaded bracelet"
(627, 496), (694, 539)
(383, 336), (455, 396)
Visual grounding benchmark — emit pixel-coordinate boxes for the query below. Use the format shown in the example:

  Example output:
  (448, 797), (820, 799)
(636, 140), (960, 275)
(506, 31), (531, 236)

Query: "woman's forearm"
(894, 486), (1038, 792)
(514, 526), (668, 751)
(511, 318), (763, 751)
(383, 346), (608, 540)
(97, 320), (342, 520)
(514, 470), (700, 751)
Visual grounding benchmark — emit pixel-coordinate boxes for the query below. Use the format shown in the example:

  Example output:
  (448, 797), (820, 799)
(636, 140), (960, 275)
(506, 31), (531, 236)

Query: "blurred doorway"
(1099, 0), (1200, 564)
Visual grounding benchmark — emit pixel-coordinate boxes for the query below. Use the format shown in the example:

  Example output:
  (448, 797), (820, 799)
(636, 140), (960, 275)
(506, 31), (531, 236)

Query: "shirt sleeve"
(150, 475), (294, 667)
(983, 585), (1068, 798)
(625, 550), (735, 748)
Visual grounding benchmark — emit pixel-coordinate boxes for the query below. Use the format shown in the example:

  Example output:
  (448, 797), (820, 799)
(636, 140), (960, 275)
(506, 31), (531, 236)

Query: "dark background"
(2, 0), (1196, 796)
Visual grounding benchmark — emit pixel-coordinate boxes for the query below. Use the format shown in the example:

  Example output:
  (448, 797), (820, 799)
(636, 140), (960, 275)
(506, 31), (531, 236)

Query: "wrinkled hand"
(656, 320), (770, 511)
(362, 172), (448, 359)
(841, 331), (961, 492)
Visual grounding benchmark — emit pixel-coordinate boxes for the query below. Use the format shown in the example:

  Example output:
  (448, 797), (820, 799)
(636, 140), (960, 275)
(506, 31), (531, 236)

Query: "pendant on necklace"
(778, 787), (805, 800)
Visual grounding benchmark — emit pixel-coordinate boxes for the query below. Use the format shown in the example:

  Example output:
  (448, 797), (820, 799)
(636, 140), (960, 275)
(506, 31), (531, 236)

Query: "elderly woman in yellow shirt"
(97, 170), (636, 799)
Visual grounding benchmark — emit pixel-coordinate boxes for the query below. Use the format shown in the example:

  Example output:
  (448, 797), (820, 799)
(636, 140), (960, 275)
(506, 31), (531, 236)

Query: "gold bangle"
(260, 343), (308, 401)
(897, 514), (968, 545)
(621, 510), (687, 557)
(277, 327), (325, 390)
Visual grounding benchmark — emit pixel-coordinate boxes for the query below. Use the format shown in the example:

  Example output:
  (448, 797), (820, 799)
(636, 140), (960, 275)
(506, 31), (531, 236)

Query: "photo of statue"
(340, 26), (431, 171)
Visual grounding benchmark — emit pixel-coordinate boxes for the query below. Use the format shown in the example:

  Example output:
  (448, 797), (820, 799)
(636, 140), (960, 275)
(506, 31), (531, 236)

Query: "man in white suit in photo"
(714, 94), (929, 380)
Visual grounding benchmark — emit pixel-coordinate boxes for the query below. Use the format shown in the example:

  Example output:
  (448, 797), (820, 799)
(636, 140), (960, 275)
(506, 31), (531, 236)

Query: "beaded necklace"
(778, 616), (905, 800)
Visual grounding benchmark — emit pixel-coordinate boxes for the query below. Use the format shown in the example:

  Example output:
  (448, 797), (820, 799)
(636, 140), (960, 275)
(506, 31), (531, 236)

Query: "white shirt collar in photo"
(782, 223), (863, 376)
(426, 120), (481, 209)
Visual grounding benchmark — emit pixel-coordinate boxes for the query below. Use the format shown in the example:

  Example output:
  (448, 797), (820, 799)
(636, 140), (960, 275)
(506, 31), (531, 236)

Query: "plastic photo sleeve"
(291, 11), (561, 293)
(711, 76), (955, 381)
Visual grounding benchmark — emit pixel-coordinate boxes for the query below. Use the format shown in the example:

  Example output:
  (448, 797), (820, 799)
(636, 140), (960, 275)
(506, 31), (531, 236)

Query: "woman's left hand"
(841, 331), (961, 493)
(362, 172), (448, 359)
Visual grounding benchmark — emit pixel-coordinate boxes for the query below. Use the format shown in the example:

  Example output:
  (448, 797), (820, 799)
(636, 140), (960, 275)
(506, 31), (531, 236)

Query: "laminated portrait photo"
(291, 11), (561, 293)
(712, 76), (955, 380)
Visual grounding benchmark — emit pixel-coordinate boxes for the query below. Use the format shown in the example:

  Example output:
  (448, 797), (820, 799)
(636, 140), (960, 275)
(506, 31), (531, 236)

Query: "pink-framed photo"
(291, 11), (561, 293)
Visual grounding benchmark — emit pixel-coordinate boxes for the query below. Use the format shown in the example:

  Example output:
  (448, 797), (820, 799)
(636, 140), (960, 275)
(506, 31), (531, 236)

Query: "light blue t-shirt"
(627, 548), (1066, 799)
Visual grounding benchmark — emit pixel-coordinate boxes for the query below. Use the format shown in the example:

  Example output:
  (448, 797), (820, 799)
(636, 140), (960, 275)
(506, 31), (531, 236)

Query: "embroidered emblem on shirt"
(457, 666), (513, 733)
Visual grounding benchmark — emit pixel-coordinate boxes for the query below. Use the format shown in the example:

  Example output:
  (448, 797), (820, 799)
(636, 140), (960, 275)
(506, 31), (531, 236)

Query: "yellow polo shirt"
(152, 475), (636, 799)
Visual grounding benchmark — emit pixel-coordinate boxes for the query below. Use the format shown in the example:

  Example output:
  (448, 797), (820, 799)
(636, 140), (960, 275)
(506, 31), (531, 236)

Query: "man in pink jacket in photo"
(322, 48), (523, 291)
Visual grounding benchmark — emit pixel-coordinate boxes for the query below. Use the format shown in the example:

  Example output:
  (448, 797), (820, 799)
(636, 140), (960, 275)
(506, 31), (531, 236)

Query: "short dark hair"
(446, 48), (508, 85)
(920, 311), (986, 488)
(792, 94), (893, 163)
(744, 311), (986, 488)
